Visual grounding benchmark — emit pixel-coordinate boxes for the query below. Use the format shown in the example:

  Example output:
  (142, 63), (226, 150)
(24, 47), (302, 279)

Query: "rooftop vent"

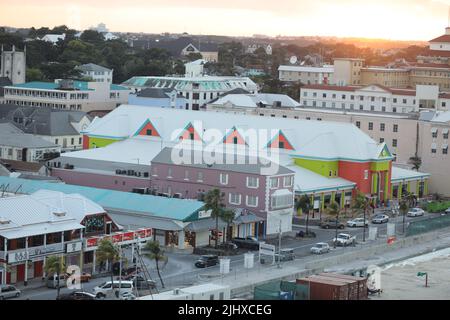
(53, 209), (67, 217)
(173, 288), (180, 295)
(0, 217), (11, 225)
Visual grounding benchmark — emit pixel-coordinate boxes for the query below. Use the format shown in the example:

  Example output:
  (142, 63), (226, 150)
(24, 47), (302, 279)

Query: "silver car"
(0, 285), (21, 300)
(346, 218), (369, 228)
(310, 242), (330, 254)
(372, 214), (389, 224)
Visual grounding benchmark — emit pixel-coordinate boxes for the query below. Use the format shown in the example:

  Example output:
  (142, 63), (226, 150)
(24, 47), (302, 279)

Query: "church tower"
(0, 45), (26, 85)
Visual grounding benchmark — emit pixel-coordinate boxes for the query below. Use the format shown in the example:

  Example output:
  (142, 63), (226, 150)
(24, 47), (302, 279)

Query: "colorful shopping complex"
(48, 106), (430, 236)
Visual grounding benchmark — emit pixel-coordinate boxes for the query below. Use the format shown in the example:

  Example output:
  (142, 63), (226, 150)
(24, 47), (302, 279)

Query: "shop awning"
(0, 221), (84, 240)
(234, 213), (265, 225)
(443, 129), (449, 135)
(431, 127), (438, 133)
(107, 211), (184, 231)
(442, 144), (448, 149)
(185, 218), (228, 232)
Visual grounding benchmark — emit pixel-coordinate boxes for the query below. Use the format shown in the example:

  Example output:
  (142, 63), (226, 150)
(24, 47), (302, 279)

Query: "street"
(14, 211), (442, 300)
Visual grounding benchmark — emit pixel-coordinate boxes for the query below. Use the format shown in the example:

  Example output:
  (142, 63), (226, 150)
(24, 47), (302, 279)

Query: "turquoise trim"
(391, 175), (431, 182)
(86, 134), (127, 140)
(290, 154), (394, 163)
(295, 184), (356, 194)
(133, 119), (161, 137)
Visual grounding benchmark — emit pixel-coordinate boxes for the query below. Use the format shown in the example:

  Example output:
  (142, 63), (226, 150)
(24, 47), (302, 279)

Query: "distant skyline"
(1, 0), (449, 41)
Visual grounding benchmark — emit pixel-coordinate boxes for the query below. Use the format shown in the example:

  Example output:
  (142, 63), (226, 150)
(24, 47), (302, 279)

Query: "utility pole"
(277, 220), (282, 268)
(363, 200), (367, 242)
(334, 211), (339, 249)
(117, 245), (122, 300)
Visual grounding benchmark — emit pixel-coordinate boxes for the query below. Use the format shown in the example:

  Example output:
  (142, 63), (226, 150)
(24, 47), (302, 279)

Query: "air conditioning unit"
(173, 288), (180, 295)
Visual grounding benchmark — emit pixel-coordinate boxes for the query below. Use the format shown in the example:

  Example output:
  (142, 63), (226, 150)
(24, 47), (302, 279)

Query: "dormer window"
(53, 210), (67, 217)
(0, 217), (11, 225)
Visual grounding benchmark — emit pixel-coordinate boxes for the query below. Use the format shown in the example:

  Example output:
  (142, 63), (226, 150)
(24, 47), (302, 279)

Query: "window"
(271, 194), (293, 209)
(392, 139), (398, 147)
(146, 129), (152, 136)
(279, 141), (285, 149)
(55, 138), (59, 144)
(246, 195), (258, 207)
(283, 176), (293, 187)
(403, 99), (407, 104)
(246, 176), (259, 188)
(380, 123), (385, 131)
(444, 130), (449, 139)
(152, 167), (158, 176)
(393, 124), (398, 133)
(197, 171), (203, 182)
(368, 122), (373, 130)
(393, 107), (397, 113)
(270, 177), (279, 188)
(380, 138), (384, 143)
(364, 170), (369, 180)
(370, 105), (375, 111)
(167, 167), (172, 178)
(393, 98), (397, 103)
(431, 145), (437, 153)
(443, 145), (448, 155)
(371, 97), (375, 102)
(71, 138), (74, 145)
(193, 93), (200, 100)
(355, 121), (361, 128)
(432, 128), (438, 138)
(184, 170), (189, 180)
(220, 173), (228, 185)
(229, 193), (241, 205)
(382, 97), (386, 102)
(79, 137), (82, 144)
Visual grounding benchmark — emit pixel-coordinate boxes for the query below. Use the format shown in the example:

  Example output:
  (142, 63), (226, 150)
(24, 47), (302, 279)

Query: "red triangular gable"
(178, 123), (202, 141)
(268, 131), (294, 150)
(223, 127), (247, 145)
(135, 119), (160, 137)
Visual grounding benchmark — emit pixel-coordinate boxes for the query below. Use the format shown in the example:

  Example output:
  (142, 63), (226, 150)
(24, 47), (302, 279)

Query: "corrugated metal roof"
(0, 176), (204, 221)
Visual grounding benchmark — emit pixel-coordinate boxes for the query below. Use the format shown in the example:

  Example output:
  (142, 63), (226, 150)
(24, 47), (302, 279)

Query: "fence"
(253, 280), (310, 300)
(406, 215), (450, 237)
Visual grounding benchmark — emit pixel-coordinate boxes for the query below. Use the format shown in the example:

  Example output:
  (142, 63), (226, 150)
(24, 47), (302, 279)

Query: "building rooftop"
(278, 65), (334, 73)
(0, 131), (59, 148)
(391, 167), (430, 182)
(82, 105), (390, 162)
(0, 176), (205, 222)
(429, 34), (450, 43)
(76, 63), (112, 73)
(211, 93), (301, 109)
(6, 81), (128, 92)
(0, 104), (90, 136)
(301, 83), (417, 96)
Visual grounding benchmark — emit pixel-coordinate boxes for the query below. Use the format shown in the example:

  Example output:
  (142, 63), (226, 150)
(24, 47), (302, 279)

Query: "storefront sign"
(86, 237), (99, 248)
(122, 232), (134, 242)
(66, 241), (83, 253)
(111, 233), (123, 243)
(8, 243), (64, 263)
(135, 228), (152, 239)
(198, 209), (212, 219)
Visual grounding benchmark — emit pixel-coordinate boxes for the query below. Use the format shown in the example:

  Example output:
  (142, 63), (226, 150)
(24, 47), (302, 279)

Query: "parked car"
(218, 242), (238, 251)
(56, 291), (96, 300)
(346, 218), (369, 228)
(333, 233), (356, 246)
(320, 218), (345, 229)
(47, 274), (68, 289)
(0, 285), (21, 300)
(112, 263), (141, 276)
(444, 207), (450, 215)
(232, 237), (260, 250)
(93, 281), (134, 298)
(310, 242), (330, 254)
(128, 275), (156, 290)
(120, 292), (136, 300)
(275, 248), (295, 261)
(407, 208), (425, 217)
(195, 255), (219, 268)
(371, 214), (390, 224)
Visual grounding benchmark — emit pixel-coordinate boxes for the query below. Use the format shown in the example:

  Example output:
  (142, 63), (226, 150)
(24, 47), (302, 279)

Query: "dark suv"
(232, 237), (260, 250)
(319, 218), (345, 229)
(195, 255), (219, 268)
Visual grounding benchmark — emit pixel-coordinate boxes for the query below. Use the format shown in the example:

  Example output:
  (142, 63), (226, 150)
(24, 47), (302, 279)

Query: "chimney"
(446, 27), (450, 36)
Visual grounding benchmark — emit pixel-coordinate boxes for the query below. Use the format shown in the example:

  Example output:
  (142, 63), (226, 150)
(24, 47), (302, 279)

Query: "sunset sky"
(1, 0), (450, 40)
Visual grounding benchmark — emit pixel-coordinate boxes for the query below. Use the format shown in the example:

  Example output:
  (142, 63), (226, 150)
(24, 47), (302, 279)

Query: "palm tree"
(221, 208), (235, 244)
(399, 198), (409, 234)
(295, 195), (311, 235)
(204, 189), (226, 248)
(96, 238), (120, 289)
(44, 255), (65, 299)
(327, 201), (340, 248)
(352, 192), (371, 242)
(408, 156), (422, 171)
(143, 241), (167, 288)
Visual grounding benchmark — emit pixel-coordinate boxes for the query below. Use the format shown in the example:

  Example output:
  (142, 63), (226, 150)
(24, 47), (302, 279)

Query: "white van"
(46, 274), (68, 289)
(93, 281), (133, 298)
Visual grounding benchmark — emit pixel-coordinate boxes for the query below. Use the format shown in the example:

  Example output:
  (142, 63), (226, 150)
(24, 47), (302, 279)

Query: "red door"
(34, 261), (43, 278)
(16, 264), (25, 282)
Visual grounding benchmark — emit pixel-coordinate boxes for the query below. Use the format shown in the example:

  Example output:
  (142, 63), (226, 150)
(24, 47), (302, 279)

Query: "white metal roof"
(278, 65), (334, 73)
(212, 93), (301, 108)
(82, 105), (386, 161)
(391, 166), (430, 182)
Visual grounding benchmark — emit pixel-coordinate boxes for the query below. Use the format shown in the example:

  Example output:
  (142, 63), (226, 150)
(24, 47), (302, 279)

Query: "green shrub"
(425, 201), (450, 213)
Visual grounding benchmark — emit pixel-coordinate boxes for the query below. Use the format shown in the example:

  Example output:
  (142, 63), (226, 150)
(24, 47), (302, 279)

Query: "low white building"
(139, 283), (230, 300)
(3, 79), (130, 113)
(299, 84), (450, 114)
(76, 63), (113, 84)
(278, 65), (334, 84)
(40, 34), (66, 44)
(122, 68), (257, 111)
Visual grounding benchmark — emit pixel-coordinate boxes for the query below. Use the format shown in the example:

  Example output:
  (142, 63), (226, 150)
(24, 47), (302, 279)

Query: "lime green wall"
(384, 172), (390, 201)
(294, 158), (339, 177)
(370, 161), (390, 172)
(88, 136), (121, 149)
(372, 173), (378, 195)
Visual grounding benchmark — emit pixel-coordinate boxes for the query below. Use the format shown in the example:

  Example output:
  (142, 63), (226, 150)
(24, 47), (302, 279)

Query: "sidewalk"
(208, 227), (450, 297)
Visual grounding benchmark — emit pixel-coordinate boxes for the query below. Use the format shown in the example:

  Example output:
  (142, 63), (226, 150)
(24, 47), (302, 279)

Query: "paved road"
(14, 211), (442, 300)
